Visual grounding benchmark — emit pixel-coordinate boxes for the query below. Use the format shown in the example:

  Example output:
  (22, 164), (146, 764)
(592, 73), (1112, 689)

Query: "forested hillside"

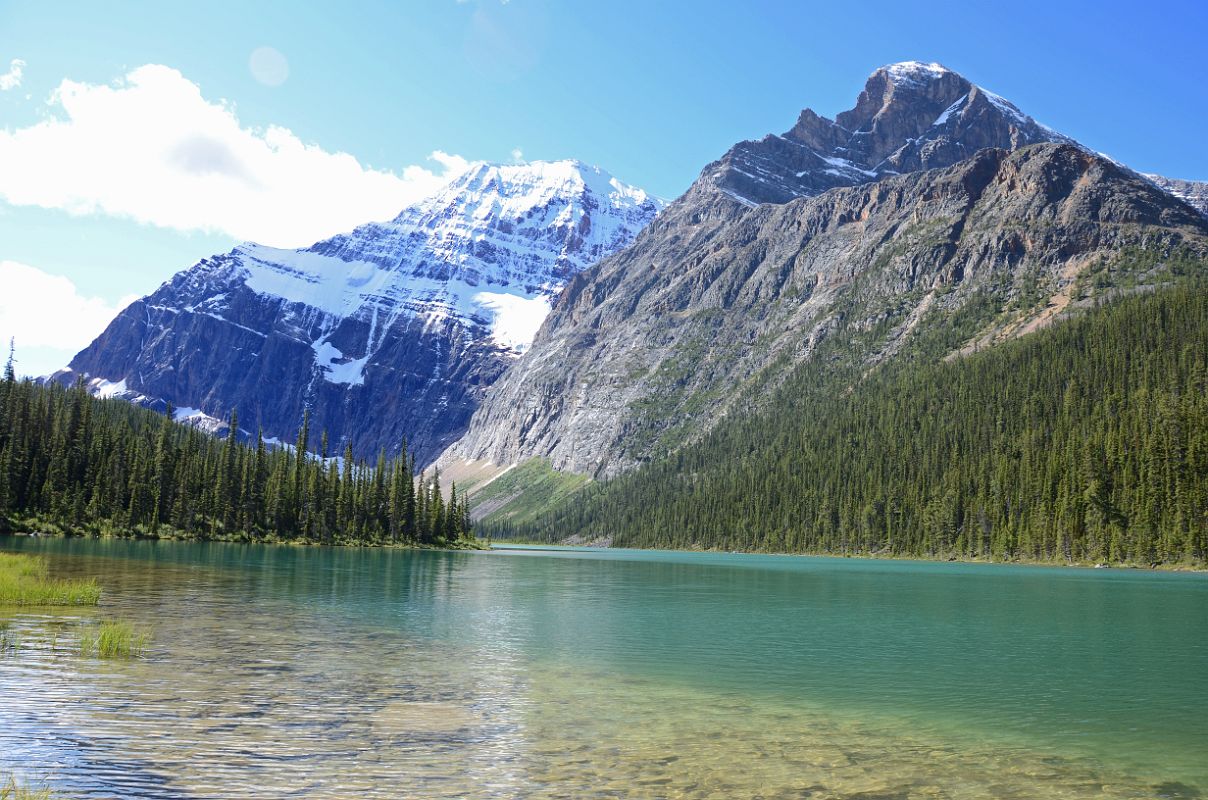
(0, 361), (472, 546)
(488, 281), (1208, 566)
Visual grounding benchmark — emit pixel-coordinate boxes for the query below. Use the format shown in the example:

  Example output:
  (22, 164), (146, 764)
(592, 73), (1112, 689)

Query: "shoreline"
(5, 521), (1200, 573)
(488, 541), (1208, 573)
(0, 518), (489, 553)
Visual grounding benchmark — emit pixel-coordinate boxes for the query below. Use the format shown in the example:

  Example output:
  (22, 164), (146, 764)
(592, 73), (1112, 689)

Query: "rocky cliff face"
(445, 64), (1208, 479)
(60, 161), (662, 463)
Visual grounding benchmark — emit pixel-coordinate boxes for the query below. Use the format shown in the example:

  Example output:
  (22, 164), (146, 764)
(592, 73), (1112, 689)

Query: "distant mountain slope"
(59, 161), (663, 462)
(485, 280), (1208, 566)
(444, 63), (1208, 479)
(1145, 174), (1208, 216)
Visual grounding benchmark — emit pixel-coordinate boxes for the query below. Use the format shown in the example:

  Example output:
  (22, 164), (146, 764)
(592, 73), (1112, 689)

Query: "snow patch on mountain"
(933, 94), (967, 126)
(472, 291), (553, 353)
(312, 340), (369, 386)
(172, 406), (226, 434)
(90, 377), (128, 398)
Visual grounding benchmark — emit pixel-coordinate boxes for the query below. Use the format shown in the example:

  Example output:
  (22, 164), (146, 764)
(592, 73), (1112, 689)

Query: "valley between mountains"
(51, 61), (1208, 564)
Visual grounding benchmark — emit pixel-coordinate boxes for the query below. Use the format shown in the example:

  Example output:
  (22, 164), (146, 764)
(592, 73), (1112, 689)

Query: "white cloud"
(0, 58), (24, 91)
(0, 261), (138, 376)
(510, 146), (524, 162)
(0, 65), (470, 247)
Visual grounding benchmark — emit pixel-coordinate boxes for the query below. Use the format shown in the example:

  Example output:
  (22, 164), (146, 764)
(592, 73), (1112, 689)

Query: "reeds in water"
(79, 619), (150, 659)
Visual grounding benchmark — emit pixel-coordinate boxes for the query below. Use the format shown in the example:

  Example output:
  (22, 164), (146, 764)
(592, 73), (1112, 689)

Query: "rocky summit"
(692, 61), (1205, 217)
(443, 63), (1208, 480)
(58, 161), (663, 463)
(702, 61), (1077, 207)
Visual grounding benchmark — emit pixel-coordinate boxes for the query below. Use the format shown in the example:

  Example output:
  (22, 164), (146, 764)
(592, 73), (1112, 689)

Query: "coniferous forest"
(0, 358), (473, 546)
(488, 283), (1208, 566)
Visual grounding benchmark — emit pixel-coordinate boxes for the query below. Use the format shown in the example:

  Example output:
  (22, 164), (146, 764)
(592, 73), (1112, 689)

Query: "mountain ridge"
(702, 61), (1206, 217)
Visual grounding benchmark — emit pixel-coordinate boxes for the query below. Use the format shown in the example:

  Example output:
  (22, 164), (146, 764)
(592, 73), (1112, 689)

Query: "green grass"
(0, 552), (100, 606)
(79, 619), (150, 659)
(470, 458), (591, 527)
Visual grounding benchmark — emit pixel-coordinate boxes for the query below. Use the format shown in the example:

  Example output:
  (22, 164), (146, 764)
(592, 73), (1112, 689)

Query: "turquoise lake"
(1, 536), (1206, 798)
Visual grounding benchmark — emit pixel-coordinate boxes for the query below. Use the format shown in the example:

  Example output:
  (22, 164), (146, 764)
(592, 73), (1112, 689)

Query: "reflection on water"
(1, 537), (1206, 799)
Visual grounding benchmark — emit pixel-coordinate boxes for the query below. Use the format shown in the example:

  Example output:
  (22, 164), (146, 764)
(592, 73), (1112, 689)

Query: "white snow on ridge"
(980, 88), (1032, 127)
(821, 155), (877, 178)
(883, 61), (951, 86)
(172, 406), (226, 434)
(239, 246), (561, 351)
(238, 244), (400, 319)
(172, 158), (666, 373)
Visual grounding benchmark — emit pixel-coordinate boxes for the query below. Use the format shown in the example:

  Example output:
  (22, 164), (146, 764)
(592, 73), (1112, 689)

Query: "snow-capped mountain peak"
(61, 158), (663, 463)
(192, 158), (663, 363)
(705, 62), (1076, 207)
(881, 60), (953, 86)
(698, 60), (1207, 217)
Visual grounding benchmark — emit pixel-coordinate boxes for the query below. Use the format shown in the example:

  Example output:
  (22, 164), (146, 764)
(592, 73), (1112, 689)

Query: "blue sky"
(1, 0), (1206, 375)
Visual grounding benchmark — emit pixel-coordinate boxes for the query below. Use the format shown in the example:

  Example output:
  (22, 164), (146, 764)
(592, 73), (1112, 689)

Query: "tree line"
(489, 282), (1208, 566)
(0, 359), (473, 546)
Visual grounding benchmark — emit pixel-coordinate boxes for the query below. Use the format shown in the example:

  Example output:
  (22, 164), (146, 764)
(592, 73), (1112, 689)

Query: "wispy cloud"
(0, 65), (470, 247)
(510, 146), (524, 162)
(0, 58), (25, 91)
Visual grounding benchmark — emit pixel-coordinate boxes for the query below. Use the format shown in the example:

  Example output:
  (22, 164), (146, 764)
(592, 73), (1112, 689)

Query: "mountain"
(58, 161), (663, 463)
(485, 280), (1208, 564)
(443, 63), (1208, 482)
(709, 61), (1074, 207)
(701, 60), (1205, 216)
(1145, 174), (1208, 216)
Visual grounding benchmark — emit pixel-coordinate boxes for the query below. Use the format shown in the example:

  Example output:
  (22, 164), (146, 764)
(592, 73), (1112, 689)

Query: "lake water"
(0, 536), (1205, 799)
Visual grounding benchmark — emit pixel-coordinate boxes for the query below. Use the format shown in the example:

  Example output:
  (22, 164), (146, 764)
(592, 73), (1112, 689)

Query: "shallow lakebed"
(1, 536), (1205, 798)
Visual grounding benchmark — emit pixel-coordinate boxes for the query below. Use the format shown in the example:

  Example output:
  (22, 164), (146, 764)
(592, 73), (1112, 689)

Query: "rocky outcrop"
(59, 161), (663, 463)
